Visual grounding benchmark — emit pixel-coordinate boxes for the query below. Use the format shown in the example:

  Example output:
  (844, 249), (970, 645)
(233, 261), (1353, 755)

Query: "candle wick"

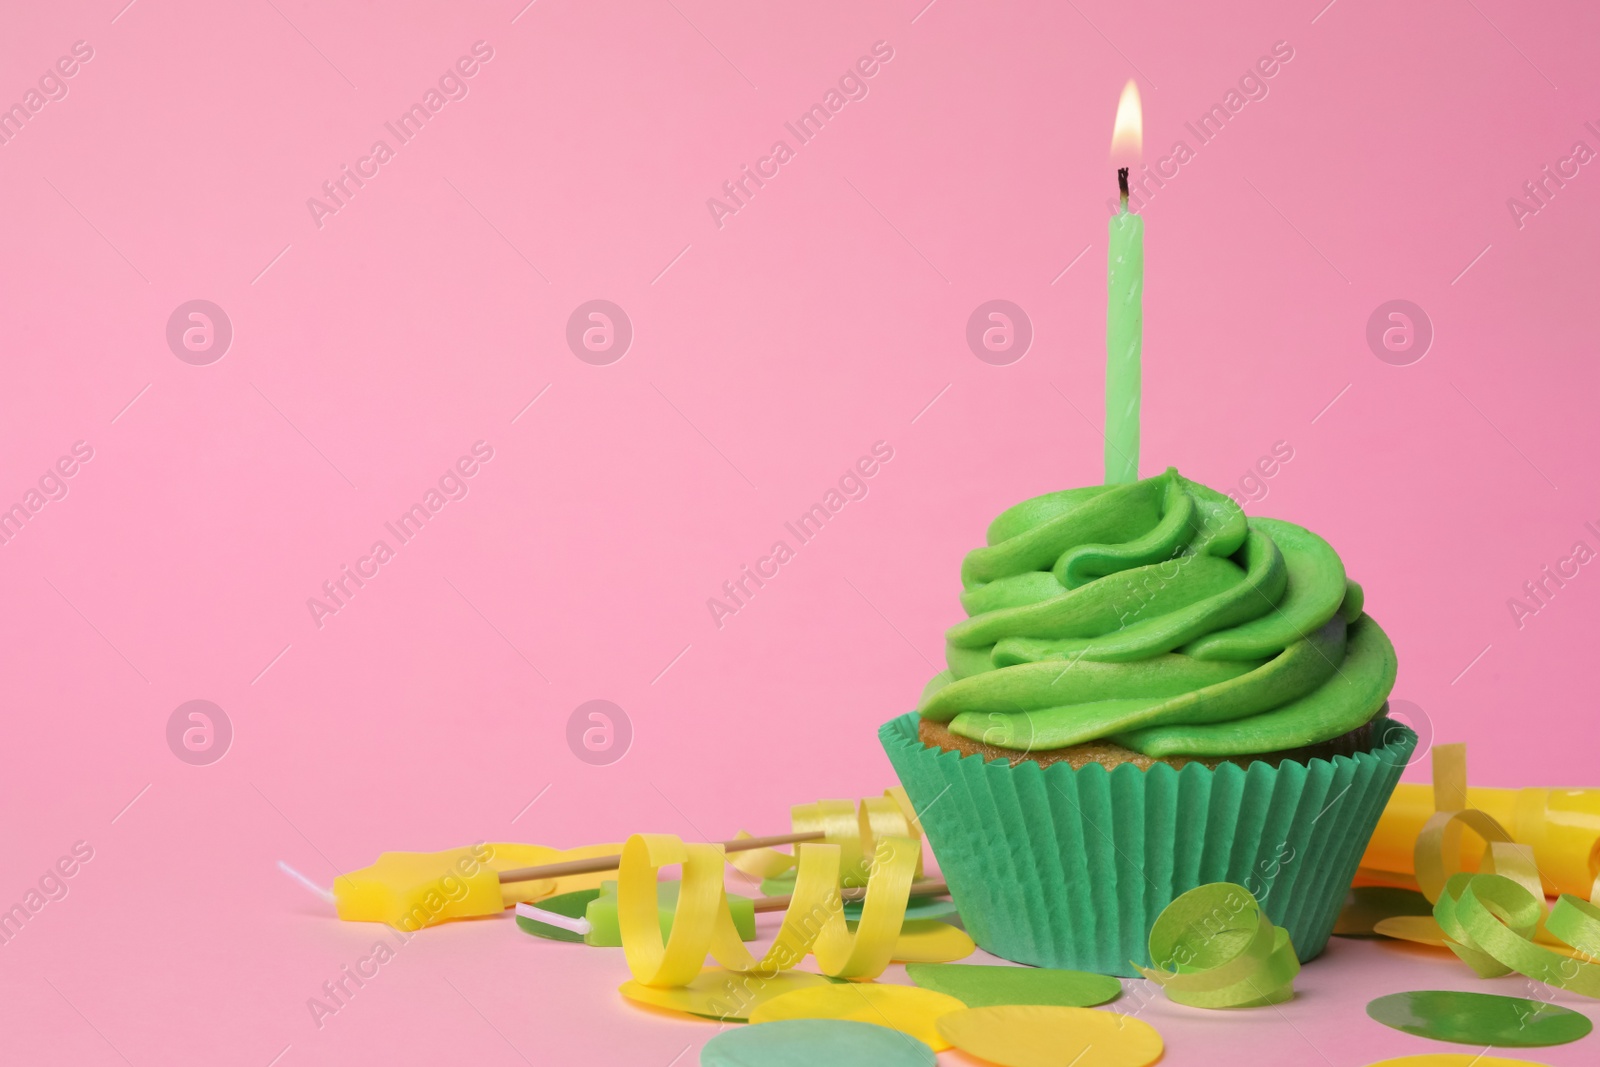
(1117, 167), (1130, 211)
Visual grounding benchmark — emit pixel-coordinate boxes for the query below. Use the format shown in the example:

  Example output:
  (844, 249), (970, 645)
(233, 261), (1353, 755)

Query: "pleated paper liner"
(879, 711), (1415, 977)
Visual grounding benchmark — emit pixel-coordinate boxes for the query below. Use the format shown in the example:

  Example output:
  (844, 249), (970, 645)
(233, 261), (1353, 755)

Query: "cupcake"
(879, 468), (1415, 976)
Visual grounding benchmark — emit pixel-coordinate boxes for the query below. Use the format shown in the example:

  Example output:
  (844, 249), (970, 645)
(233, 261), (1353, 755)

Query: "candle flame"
(1110, 79), (1142, 166)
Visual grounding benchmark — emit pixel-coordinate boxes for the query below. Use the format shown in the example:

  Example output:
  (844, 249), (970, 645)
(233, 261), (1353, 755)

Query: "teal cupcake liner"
(880, 711), (1415, 977)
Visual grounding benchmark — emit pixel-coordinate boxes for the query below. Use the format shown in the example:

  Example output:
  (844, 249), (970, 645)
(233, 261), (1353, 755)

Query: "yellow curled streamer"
(816, 835), (919, 975)
(1413, 745), (1530, 903)
(797, 800), (871, 886)
(1405, 744), (1600, 998)
(728, 787), (925, 885)
(618, 832), (920, 988)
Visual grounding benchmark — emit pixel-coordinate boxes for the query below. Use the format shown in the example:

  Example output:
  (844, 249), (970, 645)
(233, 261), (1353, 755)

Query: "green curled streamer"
(1546, 894), (1600, 958)
(1135, 882), (1299, 1008)
(1436, 873), (1600, 997)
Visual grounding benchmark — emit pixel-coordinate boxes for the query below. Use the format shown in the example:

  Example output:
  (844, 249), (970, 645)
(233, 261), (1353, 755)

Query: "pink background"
(3, 0), (1598, 1063)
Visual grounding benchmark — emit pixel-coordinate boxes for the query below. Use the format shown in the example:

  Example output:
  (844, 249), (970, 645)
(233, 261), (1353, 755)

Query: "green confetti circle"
(701, 1019), (935, 1066)
(906, 962), (1122, 1008)
(1366, 990), (1593, 1048)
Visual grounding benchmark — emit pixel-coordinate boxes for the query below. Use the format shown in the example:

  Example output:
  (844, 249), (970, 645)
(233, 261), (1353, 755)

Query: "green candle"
(1105, 81), (1144, 484)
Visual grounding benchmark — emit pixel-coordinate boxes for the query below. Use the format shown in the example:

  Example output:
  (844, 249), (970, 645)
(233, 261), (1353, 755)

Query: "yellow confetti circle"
(936, 1005), (1163, 1067)
(619, 967), (831, 1022)
(1361, 1056), (1553, 1067)
(891, 920), (975, 964)
(749, 983), (966, 1051)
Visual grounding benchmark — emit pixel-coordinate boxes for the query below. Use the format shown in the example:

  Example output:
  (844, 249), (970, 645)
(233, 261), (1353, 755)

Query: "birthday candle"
(1106, 80), (1144, 485)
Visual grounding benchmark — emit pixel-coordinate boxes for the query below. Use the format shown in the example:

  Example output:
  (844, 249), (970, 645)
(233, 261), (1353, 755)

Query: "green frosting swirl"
(918, 468), (1396, 756)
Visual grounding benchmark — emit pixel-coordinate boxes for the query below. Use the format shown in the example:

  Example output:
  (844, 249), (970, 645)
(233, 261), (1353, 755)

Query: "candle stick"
(1106, 80), (1144, 484)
